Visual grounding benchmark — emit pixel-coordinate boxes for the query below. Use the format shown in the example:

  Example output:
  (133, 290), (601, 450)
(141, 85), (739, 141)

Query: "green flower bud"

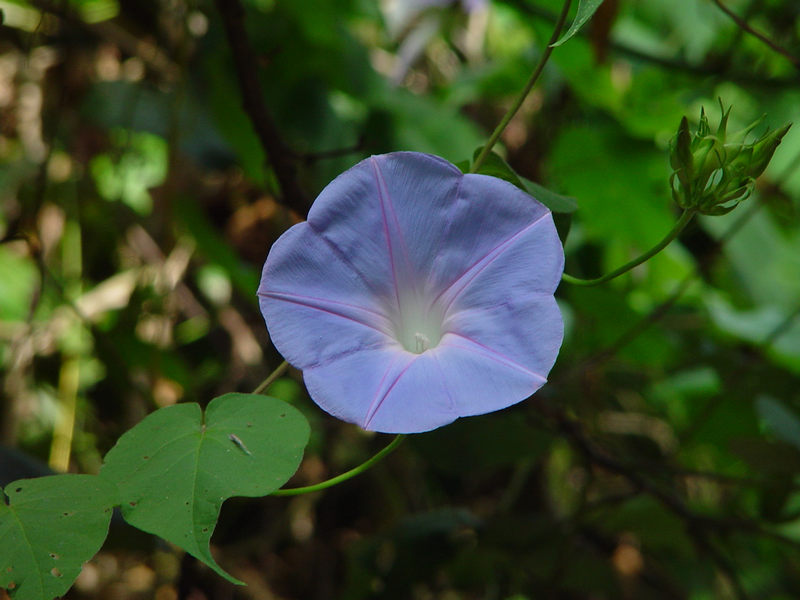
(669, 101), (791, 216)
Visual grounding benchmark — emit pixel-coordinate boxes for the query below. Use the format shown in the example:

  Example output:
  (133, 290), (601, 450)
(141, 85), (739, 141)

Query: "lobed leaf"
(99, 393), (310, 584)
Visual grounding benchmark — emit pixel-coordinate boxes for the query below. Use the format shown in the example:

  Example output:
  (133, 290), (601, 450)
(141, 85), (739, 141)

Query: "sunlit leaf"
(0, 475), (118, 600)
(99, 393), (310, 584)
(0, 247), (38, 322)
(89, 129), (167, 216)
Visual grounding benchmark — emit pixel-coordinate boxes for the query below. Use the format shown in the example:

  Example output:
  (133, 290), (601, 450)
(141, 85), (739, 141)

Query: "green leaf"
(0, 247), (38, 322)
(467, 148), (577, 212)
(89, 129), (167, 216)
(470, 147), (526, 190)
(466, 148), (575, 242)
(756, 395), (800, 450)
(99, 393), (310, 584)
(521, 178), (578, 214)
(551, 0), (605, 48)
(547, 123), (674, 246)
(0, 475), (118, 600)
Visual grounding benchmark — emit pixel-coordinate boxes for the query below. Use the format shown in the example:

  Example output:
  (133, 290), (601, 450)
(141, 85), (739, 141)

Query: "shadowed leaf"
(100, 393), (310, 584)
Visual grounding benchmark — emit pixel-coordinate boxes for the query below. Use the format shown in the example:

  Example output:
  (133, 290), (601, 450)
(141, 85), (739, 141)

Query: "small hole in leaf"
(15, 487), (22, 492)
(143, 456), (150, 460)
(129, 501), (137, 507)
(49, 553), (59, 560)
(246, 423), (253, 428)
(280, 414), (286, 418)
(62, 511), (74, 517)
(51, 568), (62, 578)
(201, 528), (208, 533)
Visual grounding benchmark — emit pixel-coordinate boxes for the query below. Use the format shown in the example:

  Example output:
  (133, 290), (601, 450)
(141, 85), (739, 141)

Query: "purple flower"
(258, 152), (564, 433)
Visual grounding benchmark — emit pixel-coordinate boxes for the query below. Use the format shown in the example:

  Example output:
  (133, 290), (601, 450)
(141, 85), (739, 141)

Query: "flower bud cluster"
(669, 102), (790, 215)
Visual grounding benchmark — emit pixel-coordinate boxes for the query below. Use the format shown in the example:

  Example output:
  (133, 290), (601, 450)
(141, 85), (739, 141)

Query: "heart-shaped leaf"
(99, 393), (310, 584)
(0, 474), (118, 600)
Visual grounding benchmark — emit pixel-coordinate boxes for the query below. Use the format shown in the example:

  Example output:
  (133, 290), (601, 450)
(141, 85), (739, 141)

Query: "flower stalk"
(271, 435), (405, 496)
(563, 103), (789, 287)
(470, 0), (573, 174)
(253, 360), (289, 394)
(562, 209), (696, 286)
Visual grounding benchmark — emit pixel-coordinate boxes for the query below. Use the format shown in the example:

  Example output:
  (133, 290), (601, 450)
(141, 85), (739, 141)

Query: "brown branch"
(544, 405), (800, 555)
(213, 0), (311, 217)
(711, 0), (800, 70)
(560, 413), (748, 599)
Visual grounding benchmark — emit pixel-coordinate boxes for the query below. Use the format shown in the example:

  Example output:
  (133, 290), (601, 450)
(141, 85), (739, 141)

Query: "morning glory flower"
(258, 152), (564, 434)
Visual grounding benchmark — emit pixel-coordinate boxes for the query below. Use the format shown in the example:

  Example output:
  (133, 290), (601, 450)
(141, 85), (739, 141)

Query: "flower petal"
(437, 211), (564, 313)
(259, 151), (566, 433)
(303, 348), (457, 433)
(307, 152), (462, 308)
(425, 173), (553, 299)
(431, 335), (551, 418)
(258, 224), (394, 369)
(442, 295), (564, 389)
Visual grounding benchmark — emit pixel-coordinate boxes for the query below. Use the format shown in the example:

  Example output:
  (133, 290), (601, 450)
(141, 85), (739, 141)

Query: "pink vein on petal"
(363, 355), (416, 429)
(440, 332), (547, 383)
(371, 157), (414, 306)
(434, 212), (551, 314)
(260, 290), (394, 337)
(307, 219), (386, 300)
(431, 353), (456, 414)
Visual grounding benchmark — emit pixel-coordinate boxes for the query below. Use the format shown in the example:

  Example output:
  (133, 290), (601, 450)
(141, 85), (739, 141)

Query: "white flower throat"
(392, 291), (444, 354)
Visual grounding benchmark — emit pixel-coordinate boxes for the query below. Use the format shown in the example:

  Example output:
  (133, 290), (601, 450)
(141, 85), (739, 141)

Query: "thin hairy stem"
(470, 0), (572, 173)
(253, 360), (289, 394)
(271, 435), (405, 496)
(562, 209), (696, 286)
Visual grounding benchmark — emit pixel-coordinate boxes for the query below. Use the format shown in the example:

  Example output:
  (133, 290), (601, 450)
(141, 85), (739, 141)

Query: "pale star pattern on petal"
(258, 151), (564, 433)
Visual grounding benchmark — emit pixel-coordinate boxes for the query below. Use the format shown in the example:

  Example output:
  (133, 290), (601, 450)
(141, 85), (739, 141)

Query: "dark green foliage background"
(1, 0), (800, 598)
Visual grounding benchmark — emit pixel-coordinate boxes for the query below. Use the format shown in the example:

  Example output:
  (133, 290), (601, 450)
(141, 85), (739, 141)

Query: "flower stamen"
(414, 332), (430, 354)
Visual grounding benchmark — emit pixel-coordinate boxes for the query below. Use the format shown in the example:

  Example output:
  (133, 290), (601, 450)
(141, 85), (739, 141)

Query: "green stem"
(253, 360), (289, 394)
(271, 434), (406, 496)
(470, 0), (573, 174)
(562, 209), (696, 286)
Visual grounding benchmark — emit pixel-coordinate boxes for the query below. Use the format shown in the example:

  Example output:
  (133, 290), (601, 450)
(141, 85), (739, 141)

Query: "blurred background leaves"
(1, 0), (800, 598)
